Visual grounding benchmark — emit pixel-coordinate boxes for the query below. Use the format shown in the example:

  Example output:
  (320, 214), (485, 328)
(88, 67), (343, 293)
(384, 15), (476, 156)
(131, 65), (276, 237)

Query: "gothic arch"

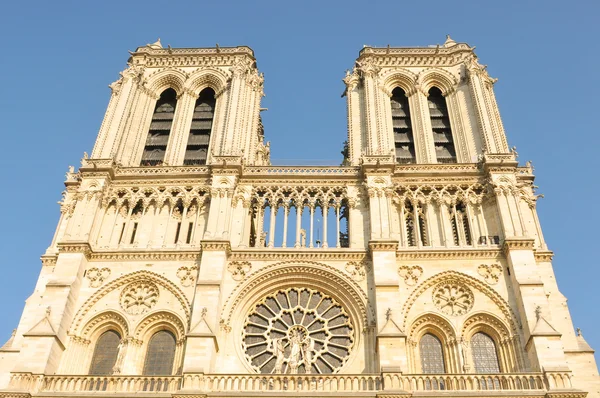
(381, 68), (419, 97)
(418, 68), (459, 96)
(400, 270), (519, 333)
(186, 67), (230, 96)
(146, 69), (187, 97)
(461, 311), (511, 341)
(80, 310), (129, 341)
(222, 260), (373, 329)
(133, 310), (186, 342)
(70, 270), (191, 335)
(408, 312), (457, 342)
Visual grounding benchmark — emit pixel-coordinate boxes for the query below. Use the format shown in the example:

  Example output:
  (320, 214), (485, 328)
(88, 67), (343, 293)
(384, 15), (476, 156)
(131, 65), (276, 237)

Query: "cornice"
(229, 248), (367, 262)
(545, 392), (588, 398)
(57, 242), (92, 257)
(89, 251), (201, 262)
(397, 248), (503, 260)
(369, 240), (399, 252)
(40, 255), (57, 267)
(115, 165), (210, 178)
(504, 238), (536, 253)
(394, 163), (481, 175)
(358, 43), (474, 67)
(534, 250), (554, 262)
(201, 240), (232, 253)
(242, 166), (361, 179)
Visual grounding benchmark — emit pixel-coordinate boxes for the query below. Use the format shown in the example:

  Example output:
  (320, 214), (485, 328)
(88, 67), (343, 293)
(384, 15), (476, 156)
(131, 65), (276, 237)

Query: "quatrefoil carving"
(478, 264), (503, 284)
(398, 265), (423, 286)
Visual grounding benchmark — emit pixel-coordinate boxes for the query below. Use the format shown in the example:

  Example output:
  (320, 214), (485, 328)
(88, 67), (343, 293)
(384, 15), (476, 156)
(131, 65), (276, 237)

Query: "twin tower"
(0, 37), (597, 398)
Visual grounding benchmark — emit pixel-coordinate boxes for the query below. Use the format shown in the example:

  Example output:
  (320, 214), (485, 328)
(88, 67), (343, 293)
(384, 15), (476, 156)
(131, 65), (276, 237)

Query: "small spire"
(444, 34), (457, 48)
(147, 38), (163, 50)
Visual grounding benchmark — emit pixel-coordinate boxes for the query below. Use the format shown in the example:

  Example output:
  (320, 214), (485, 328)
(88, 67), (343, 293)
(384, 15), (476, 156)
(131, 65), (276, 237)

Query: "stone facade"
(0, 37), (597, 398)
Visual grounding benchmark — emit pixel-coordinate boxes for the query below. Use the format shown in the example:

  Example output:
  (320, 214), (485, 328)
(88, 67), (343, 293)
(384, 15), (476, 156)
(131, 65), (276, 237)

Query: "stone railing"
(243, 166), (360, 176)
(5, 371), (573, 394)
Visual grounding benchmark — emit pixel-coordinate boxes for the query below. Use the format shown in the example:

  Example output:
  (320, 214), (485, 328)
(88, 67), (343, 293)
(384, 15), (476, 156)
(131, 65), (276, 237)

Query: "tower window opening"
(450, 201), (472, 246)
(174, 222), (182, 243)
(186, 222), (193, 244)
(130, 222), (138, 244)
(184, 88), (215, 165)
(391, 88), (416, 164)
(428, 87), (456, 164)
(141, 88), (177, 166)
(118, 223), (126, 244)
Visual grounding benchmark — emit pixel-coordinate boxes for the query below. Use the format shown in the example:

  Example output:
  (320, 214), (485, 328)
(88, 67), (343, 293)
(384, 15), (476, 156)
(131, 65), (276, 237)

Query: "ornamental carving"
(477, 264), (503, 284)
(120, 281), (159, 315)
(345, 260), (369, 281)
(176, 266), (198, 287)
(432, 281), (474, 316)
(228, 261), (252, 281)
(242, 288), (354, 374)
(398, 265), (423, 286)
(86, 267), (111, 288)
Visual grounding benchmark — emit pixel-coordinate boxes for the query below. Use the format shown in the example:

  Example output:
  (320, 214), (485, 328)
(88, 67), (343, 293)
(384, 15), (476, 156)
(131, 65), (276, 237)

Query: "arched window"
(427, 87), (456, 163)
(89, 330), (121, 375)
(141, 88), (177, 166)
(184, 88), (215, 165)
(420, 333), (446, 373)
(391, 87), (416, 164)
(450, 200), (472, 246)
(143, 330), (176, 375)
(471, 332), (500, 373)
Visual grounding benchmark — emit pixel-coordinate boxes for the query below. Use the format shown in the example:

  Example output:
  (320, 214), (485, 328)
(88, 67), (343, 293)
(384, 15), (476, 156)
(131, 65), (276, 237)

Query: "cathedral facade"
(0, 37), (597, 398)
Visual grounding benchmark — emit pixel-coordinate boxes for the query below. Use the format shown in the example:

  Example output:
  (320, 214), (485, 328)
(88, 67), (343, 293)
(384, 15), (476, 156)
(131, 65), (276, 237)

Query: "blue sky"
(0, 0), (599, 362)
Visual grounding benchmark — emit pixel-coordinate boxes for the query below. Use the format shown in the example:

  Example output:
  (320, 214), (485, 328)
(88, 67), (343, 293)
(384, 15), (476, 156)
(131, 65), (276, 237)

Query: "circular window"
(242, 287), (354, 374)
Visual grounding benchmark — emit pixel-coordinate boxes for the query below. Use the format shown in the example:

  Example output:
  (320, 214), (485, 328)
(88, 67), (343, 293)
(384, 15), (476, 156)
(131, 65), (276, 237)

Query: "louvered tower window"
(471, 332), (500, 373)
(391, 88), (416, 163)
(419, 333), (446, 373)
(143, 330), (176, 375)
(89, 330), (121, 375)
(428, 87), (456, 163)
(141, 88), (177, 166)
(184, 88), (215, 165)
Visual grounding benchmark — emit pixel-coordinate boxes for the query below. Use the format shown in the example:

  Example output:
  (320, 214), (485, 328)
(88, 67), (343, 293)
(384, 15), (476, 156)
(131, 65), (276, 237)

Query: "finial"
(385, 308), (392, 321)
(147, 38), (162, 50)
(577, 327), (582, 337)
(201, 307), (207, 318)
(444, 34), (457, 48)
(535, 305), (542, 320)
(216, 43), (220, 53)
(46, 306), (51, 317)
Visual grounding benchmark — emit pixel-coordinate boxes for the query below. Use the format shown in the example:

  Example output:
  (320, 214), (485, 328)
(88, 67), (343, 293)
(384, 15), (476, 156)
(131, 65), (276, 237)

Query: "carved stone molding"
(40, 255), (57, 267)
(86, 267), (111, 288)
(119, 281), (159, 315)
(432, 281), (474, 316)
(477, 264), (502, 285)
(176, 266), (198, 287)
(345, 260), (370, 282)
(504, 238), (535, 253)
(369, 241), (399, 252)
(227, 261), (252, 281)
(201, 240), (232, 253)
(229, 250), (367, 262)
(397, 265), (423, 286)
(89, 251), (200, 262)
(397, 249), (502, 260)
(535, 250), (554, 262)
(57, 242), (92, 257)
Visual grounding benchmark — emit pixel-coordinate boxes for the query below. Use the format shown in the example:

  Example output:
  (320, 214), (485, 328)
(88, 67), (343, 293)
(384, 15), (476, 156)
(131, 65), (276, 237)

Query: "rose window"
(119, 281), (159, 315)
(432, 281), (474, 316)
(242, 288), (354, 374)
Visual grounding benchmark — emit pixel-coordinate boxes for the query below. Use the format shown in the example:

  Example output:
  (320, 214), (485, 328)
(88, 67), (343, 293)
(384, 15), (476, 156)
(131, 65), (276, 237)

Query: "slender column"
(398, 201), (407, 247)
(93, 205), (108, 246)
(268, 204), (276, 248)
(438, 201), (450, 248)
(255, 202), (264, 247)
(106, 204), (121, 247)
(135, 204), (150, 246)
(294, 204), (302, 248)
(477, 202), (489, 244)
(282, 204), (289, 248)
(336, 205), (341, 248)
(190, 202), (202, 245)
(503, 192), (519, 236)
(120, 202), (135, 246)
(74, 196), (90, 238)
(238, 201), (248, 248)
(309, 205), (315, 248)
(322, 204), (328, 248)
(452, 203), (462, 246)
(177, 204), (189, 245)
(147, 203), (159, 247)
(465, 202), (477, 247)
(531, 204), (546, 249)
(162, 203), (175, 247)
(413, 202), (422, 248)
(85, 195), (104, 241)
(513, 195), (528, 236)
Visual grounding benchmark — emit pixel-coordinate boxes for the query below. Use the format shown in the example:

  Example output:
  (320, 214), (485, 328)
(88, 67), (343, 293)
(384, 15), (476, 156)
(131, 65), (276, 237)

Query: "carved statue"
(112, 339), (128, 374)
(288, 329), (303, 374)
(255, 141), (271, 166)
(300, 229), (306, 248)
(270, 338), (285, 374)
(260, 231), (268, 247)
(302, 337), (315, 374)
(460, 338), (471, 366)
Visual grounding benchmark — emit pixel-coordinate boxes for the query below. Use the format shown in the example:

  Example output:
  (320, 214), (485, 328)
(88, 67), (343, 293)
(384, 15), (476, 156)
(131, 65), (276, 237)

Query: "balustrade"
(7, 371), (573, 394)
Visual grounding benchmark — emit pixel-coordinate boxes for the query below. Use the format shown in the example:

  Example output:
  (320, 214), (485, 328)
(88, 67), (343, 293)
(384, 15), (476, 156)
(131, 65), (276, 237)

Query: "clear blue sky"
(0, 0), (598, 362)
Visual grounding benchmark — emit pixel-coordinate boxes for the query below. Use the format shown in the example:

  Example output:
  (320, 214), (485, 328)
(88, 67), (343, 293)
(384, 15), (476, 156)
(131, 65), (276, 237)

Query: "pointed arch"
(70, 270), (191, 336)
(381, 68), (418, 97)
(418, 68), (459, 96)
(186, 68), (230, 96)
(80, 310), (129, 341)
(146, 69), (187, 97)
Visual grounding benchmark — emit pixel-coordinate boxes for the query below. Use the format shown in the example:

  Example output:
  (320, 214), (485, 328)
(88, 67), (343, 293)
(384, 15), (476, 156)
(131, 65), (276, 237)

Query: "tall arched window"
(427, 87), (456, 163)
(420, 333), (446, 373)
(141, 88), (177, 166)
(450, 200), (472, 246)
(184, 88), (215, 165)
(143, 330), (176, 375)
(471, 332), (500, 373)
(89, 330), (121, 375)
(391, 88), (416, 164)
